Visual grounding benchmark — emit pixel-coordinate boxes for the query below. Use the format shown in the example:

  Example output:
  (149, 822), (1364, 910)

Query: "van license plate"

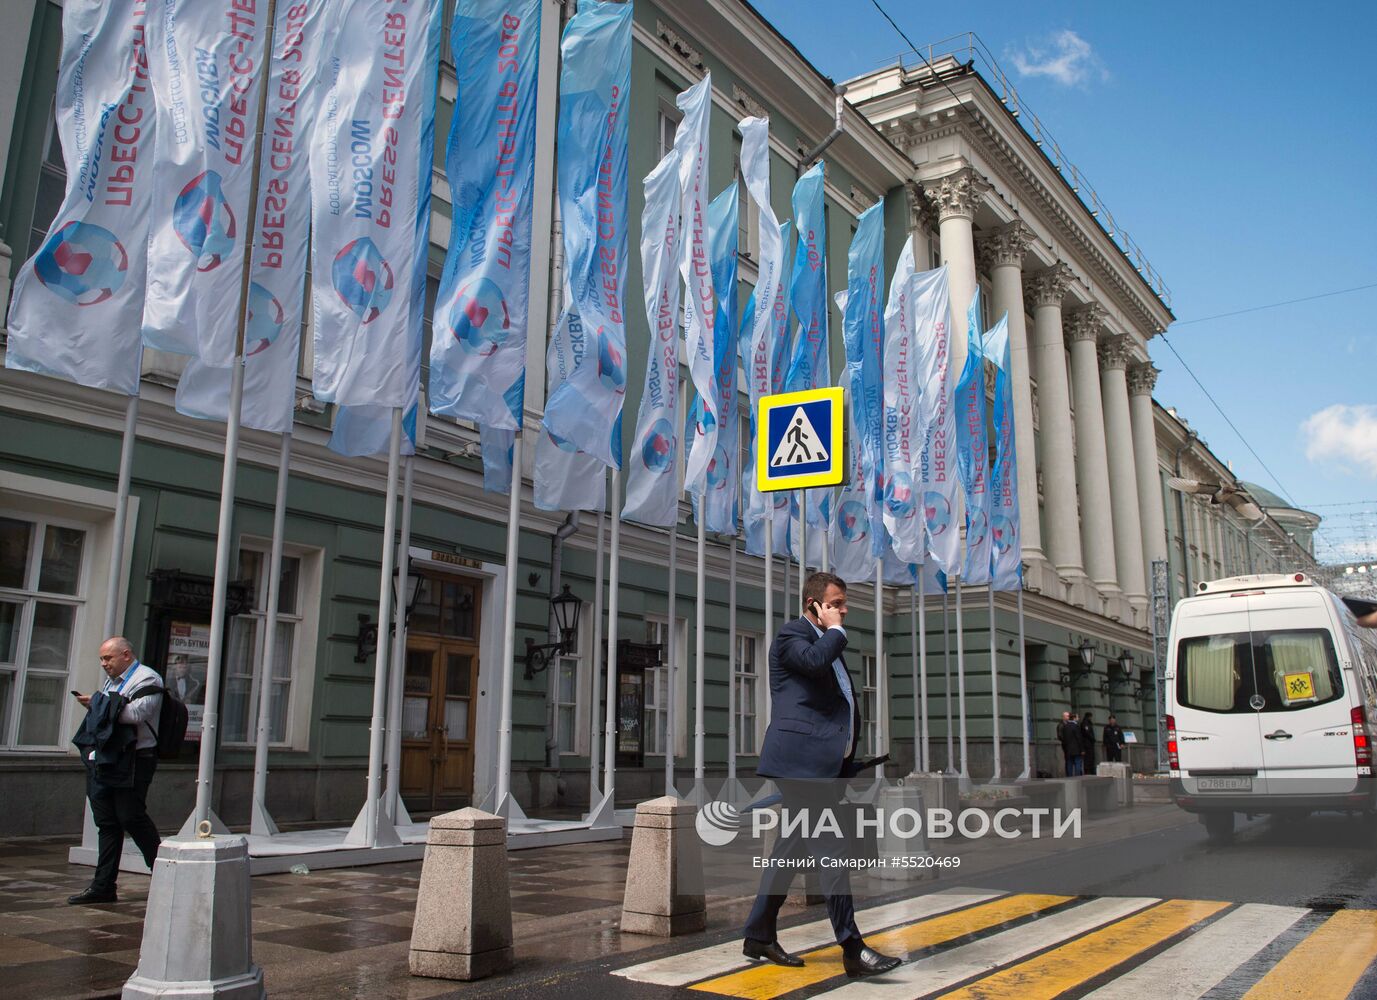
(1197, 776), (1252, 791)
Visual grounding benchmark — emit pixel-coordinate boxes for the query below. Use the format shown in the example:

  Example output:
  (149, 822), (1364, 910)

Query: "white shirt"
(101, 660), (162, 751)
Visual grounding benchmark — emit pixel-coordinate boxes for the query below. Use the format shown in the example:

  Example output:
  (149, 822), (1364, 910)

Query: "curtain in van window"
(1266, 633), (1335, 703)
(1183, 636), (1239, 711)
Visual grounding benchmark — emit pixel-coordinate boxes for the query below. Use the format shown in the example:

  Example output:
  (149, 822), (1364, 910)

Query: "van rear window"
(1176, 629), (1342, 714)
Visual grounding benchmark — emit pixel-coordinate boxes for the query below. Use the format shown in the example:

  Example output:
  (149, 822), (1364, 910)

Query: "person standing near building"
(1056, 710), (1074, 775)
(1103, 714), (1125, 763)
(69, 637), (163, 905)
(1081, 712), (1097, 772)
(1060, 710), (1086, 776)
(741, 572), (902, 979)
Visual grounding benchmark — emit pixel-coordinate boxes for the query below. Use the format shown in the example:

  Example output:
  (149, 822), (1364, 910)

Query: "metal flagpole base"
(686, 781), (710, 807)
(585, 789), (618, 830)
(249, 799), (279, 838)
(474, 787), (496, 814)
(720, 779), (750, 806)
(394, 797), (413, 826)
(121, 835), (264, 1000)
(1014, 768), (1032, 783)
(177, 809), (231, 839)
(344, 800), (402, 848)
(495, 794), (528, 822)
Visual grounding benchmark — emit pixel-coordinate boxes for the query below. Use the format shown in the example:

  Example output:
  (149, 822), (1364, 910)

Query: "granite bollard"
(621, 796), (706, 935)
(409, 808), (514, 981)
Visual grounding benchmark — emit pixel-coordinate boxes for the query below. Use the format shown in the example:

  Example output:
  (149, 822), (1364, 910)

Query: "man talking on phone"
(740, 572), (902, 978)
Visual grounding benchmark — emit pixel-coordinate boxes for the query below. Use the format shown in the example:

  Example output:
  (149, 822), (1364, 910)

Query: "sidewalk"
(0, 802), (1195, 999)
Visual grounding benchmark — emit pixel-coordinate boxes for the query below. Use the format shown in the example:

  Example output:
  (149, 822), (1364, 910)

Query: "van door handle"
(1264, 730), (1293, 741)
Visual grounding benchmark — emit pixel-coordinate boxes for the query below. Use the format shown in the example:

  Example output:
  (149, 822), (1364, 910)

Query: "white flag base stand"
(686, 781), (710, 807)
(720, 778), (750, 807)
(662, 777), (680, 799)
(177, 809), (231, 839)
(494, 793), (528, 822)
(393, 797), (413, 826)
(1015, 768), (1033, 783)
(344, 799), (402, 848)
(585, 789), (618, 830)
(249, 799), (279, 838)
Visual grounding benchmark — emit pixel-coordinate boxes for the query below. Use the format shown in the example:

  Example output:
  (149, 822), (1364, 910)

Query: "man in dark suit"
(741, 572), (902, 979)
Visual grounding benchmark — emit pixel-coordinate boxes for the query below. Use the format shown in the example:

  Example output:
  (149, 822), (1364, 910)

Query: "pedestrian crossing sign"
(756, 386), (845, 492)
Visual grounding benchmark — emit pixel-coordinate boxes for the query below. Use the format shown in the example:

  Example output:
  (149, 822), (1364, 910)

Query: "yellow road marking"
(940, 898), (1229, 1000)
(690, 893), (1072, 999)
(1242, 909), (1377, 1000)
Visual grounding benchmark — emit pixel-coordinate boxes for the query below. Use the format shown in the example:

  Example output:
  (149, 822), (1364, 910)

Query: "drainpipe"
(546, 512), (581, 768)
(1172, 430), (1198, 599)
(799, 84), (848, 171)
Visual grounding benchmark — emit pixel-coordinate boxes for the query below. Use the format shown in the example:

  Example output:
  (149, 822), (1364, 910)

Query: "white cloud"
(1303, 404), (1377, 478)
(1009, 30), (1107, 87)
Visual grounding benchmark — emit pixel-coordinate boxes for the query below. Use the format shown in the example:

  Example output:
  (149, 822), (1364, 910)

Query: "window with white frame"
(733, 146), (760, 261)
(735, 632), (764, 755)
(859, 653), (879, 757)
(223, 545), (313, 747)
(555, 610), (590, 756)
(657, 102), (681, 161)
(0, 514), (88, 750)
(643, 615), (687, 757)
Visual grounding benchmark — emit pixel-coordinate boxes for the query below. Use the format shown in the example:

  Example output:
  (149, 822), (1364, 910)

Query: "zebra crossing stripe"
(611, 890), (1002, 987)
(938, 898), (1230, 999)
(1241, 909), (1377, 999)
(688, 894), (1075, 999)
(823, 896), (1158, 999)
(1082, 903), (1306, 999)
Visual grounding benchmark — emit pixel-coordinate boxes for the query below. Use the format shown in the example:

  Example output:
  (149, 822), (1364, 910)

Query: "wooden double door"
(400, 574), (482, 812)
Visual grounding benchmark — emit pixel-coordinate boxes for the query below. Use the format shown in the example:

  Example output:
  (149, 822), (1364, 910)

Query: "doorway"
(401, 574), (482, 812)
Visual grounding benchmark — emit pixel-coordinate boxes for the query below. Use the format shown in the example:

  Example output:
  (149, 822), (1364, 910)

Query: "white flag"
(881, 241), (921, 561)
(675, 74), (716, 495)
(914, 266), (958, 574)
(5, 0), (156, 395)
(309, 0), (442, 408)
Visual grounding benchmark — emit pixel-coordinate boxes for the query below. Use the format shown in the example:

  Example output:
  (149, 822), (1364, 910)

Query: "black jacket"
(1103, 724), (1125, 752)
(72, 691), (138, 788)
(756, 617), (863, 780)
(1059, 718), (1086, 756)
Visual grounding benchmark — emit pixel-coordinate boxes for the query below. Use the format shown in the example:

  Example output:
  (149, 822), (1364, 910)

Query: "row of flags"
(5, 0), (1023, 592)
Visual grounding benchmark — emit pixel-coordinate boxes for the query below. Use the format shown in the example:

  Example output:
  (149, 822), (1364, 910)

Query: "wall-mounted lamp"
(354, 559), (425, 663)
(523, 585), (583, 681)
(1058, 637), (1100, 689)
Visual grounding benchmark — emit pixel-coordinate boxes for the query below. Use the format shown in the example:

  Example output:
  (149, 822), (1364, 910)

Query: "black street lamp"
(1059, 637), (1100, 690)
(354, 561), (426, 663)
(524, 585), (582, 680)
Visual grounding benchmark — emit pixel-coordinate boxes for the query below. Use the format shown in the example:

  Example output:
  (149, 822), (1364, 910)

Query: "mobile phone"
(70, 690), (83, 698)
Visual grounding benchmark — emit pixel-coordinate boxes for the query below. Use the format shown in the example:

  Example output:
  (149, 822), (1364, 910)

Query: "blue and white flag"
(428, 0), (541, 456)
(481, 425), (516, 494)
(623, 149), (682, 526)
(675, 74), (717, 496)
(539, 0), (631, 469)
(832, 410), (877, 583)
(985, 313), (1021, 590)
(955, 288), (991, 585)
(915, 266), (958, 575)
(329, 400), (420, 457)
(690, 184), (739, 533)
(176, 0), (330, 432)
(141, 0), (271, 364)
(739, 117), (789, 555)
(6, 0), (156, 395)
(309, 0), (442, 409)
(534, 306), (606, 511)
(840, 202), (885, 556)
(880, 241), (922, 562)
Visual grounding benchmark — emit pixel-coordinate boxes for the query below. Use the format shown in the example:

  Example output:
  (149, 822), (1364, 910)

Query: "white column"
(1023, 264), (1083, 581)
(980, 221), (1042, 563)
(1065, 305), (1120, 601)
(923, 168), (991, 376)
(1098, 336), (1147, 612)
(1127, 362), (1169, 587)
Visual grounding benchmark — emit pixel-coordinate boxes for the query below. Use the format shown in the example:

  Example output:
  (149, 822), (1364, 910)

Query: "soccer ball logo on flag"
(991, 513), (1015, 553)
(33, 221), (128, 306)
(245, 283), (286, 357)
(966, 509), (989, 548)
(884, 472), (916, 518)
(839, 499), (868, 542)
(924, 492), (952, 537)
(173, 171), (237, 272)
(333, 237), (394, 323)
(450, 277), (511, 355)
(597, 332), (626, 391)
(640, 418), (675, 474)
(707, 445), (730, 489)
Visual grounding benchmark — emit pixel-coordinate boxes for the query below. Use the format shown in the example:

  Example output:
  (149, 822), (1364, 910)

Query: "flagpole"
(103, 396), (138, 636)
(726, 532), (738, 800)
(820, 490), (831, 573)
(692, 509), (706, 801)
(988, 584), (1001, 783)
(360, 409), (403, 846)
(943, 589), (955, 776)
(495, 429), (525, 819)
(1016, 584), (1031, 782)
(874, 562), (886, 757)
(190, 0), (280, 828)
(383, 453), (416, 824)
(250, 432), (292, 837)
(602, 468), (622, 803)
(799, 489), (808, 589)
(763, 519), (773, 725)
(781, 518), (792, 626)
(912, 584), (923, 772)
(954, 572), (970, 790)
(664, 458), (679, 797)
(588, 490), (605, 812)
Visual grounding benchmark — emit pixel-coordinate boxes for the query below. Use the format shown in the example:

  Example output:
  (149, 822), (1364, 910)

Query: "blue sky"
(753, 0), (1377, 558)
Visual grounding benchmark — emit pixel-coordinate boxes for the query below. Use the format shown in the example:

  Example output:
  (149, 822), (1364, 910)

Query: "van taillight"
(1166, 714), (1179, 772)
(1353, 706), (1372, 776)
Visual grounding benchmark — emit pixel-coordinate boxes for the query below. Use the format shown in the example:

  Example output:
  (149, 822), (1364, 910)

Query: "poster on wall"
(167, 621), (210, 737)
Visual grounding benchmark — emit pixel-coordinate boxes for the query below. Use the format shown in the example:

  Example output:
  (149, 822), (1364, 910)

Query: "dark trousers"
(88, 751), (161, 890)
(743, 779), (862, 950)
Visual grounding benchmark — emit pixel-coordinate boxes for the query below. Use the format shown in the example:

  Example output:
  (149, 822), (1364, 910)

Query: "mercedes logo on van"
(1249, 694), (1266, 711)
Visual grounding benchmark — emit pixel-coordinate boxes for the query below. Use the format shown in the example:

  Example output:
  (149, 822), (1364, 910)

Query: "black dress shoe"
(68, 886), (117, 905)
(842, 945), (901, 978)
(743, 939), (804, 967)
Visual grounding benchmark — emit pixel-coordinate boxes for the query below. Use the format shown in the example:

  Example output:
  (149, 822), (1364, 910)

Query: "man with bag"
(69, 636), (164, 905)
